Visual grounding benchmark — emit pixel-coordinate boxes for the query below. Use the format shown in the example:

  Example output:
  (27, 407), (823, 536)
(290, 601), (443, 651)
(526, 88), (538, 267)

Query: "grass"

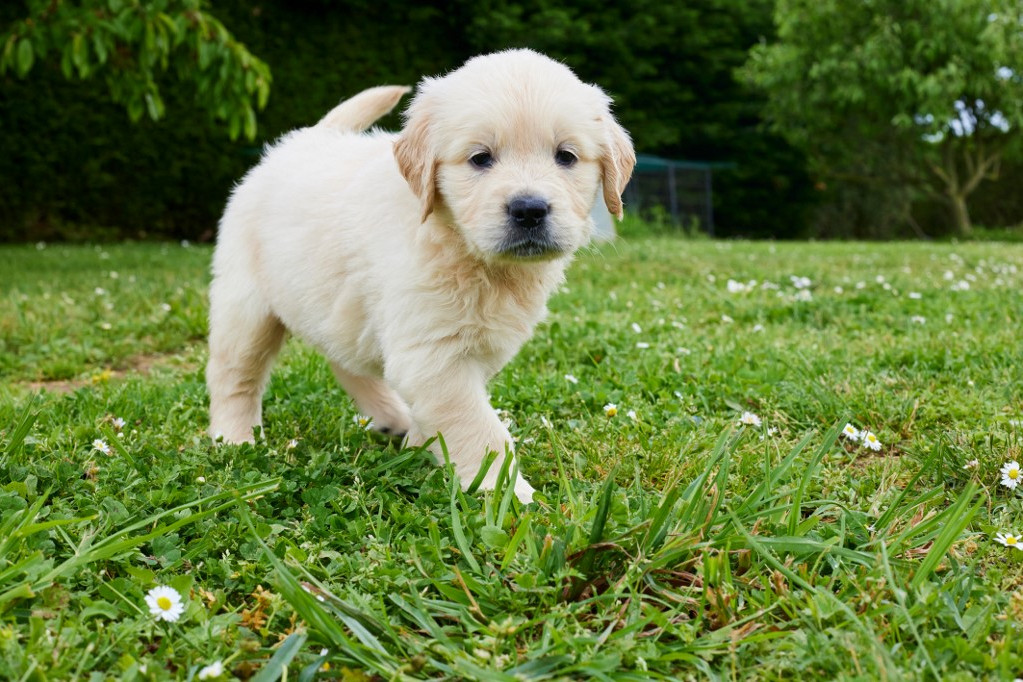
(1, 235), (1023, 680)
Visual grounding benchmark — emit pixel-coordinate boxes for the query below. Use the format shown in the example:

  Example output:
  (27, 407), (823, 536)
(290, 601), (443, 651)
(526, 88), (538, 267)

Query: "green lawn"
(1, 236), (1022, 680)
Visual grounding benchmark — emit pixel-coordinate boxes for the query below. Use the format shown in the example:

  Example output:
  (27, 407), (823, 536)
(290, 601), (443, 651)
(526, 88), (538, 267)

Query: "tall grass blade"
(786, 422), (841, 535)
(568, 466), (617, 599)
(1, 396), (38, 464)
(250, 631), (308, 682)
(909, 482), (980, 590)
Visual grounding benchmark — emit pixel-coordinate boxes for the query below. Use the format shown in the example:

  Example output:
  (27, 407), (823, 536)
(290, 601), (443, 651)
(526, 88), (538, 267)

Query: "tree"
(741, 0), (1023, 236)
(0, 0), (270, 139)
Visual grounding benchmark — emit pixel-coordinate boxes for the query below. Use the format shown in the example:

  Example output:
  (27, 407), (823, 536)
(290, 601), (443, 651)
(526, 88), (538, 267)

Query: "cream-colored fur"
(207, 49), (635, 502)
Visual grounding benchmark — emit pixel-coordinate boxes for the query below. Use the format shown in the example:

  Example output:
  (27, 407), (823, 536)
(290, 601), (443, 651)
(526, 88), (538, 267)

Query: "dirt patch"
(19, 349), (201, 394)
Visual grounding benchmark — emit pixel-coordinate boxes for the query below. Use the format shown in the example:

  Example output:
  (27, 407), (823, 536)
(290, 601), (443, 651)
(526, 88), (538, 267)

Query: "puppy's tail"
(317, 85), (411, 133)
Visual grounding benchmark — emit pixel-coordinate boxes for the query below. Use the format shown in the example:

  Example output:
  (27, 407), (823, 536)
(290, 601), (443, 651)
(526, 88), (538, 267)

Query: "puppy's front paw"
(513, 474), (536, 504)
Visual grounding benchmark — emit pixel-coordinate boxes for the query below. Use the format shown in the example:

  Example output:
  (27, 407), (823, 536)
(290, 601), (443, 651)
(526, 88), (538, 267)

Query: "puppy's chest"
(449, 284), (549, 365)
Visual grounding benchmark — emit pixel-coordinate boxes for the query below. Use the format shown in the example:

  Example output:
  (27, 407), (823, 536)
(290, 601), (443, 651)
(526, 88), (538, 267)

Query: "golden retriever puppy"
(207, 49), (634, 502)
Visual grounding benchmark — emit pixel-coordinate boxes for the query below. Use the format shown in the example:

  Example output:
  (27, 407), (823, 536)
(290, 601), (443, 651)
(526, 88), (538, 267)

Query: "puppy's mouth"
(495, 195), (565, 260)
(496, 233), (564, 261)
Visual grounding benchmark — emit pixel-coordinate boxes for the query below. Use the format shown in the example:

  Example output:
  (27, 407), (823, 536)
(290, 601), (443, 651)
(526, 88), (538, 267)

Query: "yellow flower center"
(157, 596), (173, 610)
(1007, 536), (1018, 545)
(1010, 469), (1019, 480)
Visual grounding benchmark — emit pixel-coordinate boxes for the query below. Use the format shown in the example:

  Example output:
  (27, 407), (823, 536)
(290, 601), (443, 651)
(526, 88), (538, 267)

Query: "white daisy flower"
(626, 410), (638, 421)
(286, 438), (299, 449)
(790, 275), (812, 289)
(631, 323), (642, 334)
(198, 661), (224, 680)
(145, 585), (185, 622)
(93, 439), (112, 455)
(604, 403), (618, 417)
(726, 279), (752, 293)
(721, 314), (734, 323)
(911, 315), (926, 324)
(994, 532), (1023, 549)
(111, 417), (126, 431)
(738, 412), (761, 427)
(564, 374), (579, 384)
(352, 414), (373, 430)
(862, 431), (882, 451)
(962, 459), (979, 470)
(635, 342), (650, 349)
(908, 292), (922, 299)
(841, 423), (861, 441)
(1000, 460), (1021, 489)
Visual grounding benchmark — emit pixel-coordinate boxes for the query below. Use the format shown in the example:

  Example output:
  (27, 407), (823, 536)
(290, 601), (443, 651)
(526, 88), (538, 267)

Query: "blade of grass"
(238, 505), (400, 675)
(1, 396), (38, 464)
(909, 481), (980, 590)
(568, 466), (618, 600)
(250, 631), (308, 682)
(786, 422), (841, 535)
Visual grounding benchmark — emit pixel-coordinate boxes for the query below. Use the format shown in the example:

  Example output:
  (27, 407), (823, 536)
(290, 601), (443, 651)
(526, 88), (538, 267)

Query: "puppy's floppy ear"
(394, 91), (438, 223)
(600, 116), (636, 221)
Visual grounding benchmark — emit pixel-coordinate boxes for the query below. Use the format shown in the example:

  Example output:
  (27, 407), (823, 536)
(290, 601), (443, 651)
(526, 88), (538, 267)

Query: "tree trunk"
(949, 192), (972, 237)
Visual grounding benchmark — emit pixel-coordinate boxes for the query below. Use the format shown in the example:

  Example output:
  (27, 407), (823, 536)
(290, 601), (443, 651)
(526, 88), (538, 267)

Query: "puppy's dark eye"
(555, 149), (577, 167)
(469, 151), (494, 169)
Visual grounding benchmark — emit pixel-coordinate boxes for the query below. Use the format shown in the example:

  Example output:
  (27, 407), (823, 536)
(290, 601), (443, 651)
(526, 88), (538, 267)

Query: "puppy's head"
(394, 49), (635, 263)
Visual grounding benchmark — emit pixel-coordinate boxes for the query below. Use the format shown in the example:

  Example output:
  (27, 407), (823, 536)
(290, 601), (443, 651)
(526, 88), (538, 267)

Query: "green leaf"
(80, 600), (120, 620)
(15, 38), (33, 77)
(479, 525), (509, 550)
(144, 92), (164, 121)
(243, 106), (257, 140)
(71, 34), (87, 75)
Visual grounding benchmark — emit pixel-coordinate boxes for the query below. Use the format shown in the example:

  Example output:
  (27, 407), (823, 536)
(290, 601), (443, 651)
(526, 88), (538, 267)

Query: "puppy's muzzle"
(500, 195), (561, 259)
(508, 196), (549, 230)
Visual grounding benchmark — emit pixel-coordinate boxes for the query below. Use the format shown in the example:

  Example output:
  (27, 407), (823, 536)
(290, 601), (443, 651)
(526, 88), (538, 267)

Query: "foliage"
(0, 0), (817, 241)
(0, 0), (271, 139)
(1, 0), (1022, 240)
(2, 237), (1023, 677)
(742, 0), (1023, 236)
(461, 0), (815, 238)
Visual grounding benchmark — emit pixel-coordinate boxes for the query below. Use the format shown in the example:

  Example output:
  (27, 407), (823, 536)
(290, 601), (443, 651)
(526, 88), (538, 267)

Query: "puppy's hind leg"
(330, 364), (413, 438)
(207, 283), (286, 444)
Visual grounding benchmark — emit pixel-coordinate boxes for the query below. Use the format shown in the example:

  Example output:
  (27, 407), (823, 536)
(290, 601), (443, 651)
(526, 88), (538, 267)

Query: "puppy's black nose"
(508, 196), (550, 230)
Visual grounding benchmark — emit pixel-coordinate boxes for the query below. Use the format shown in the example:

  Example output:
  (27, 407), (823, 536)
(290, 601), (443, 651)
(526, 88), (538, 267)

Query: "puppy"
(206, 49), (635, 502)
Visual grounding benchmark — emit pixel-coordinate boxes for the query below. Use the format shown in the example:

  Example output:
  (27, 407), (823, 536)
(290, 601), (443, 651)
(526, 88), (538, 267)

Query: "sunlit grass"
(1, 236), (1022, 679)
